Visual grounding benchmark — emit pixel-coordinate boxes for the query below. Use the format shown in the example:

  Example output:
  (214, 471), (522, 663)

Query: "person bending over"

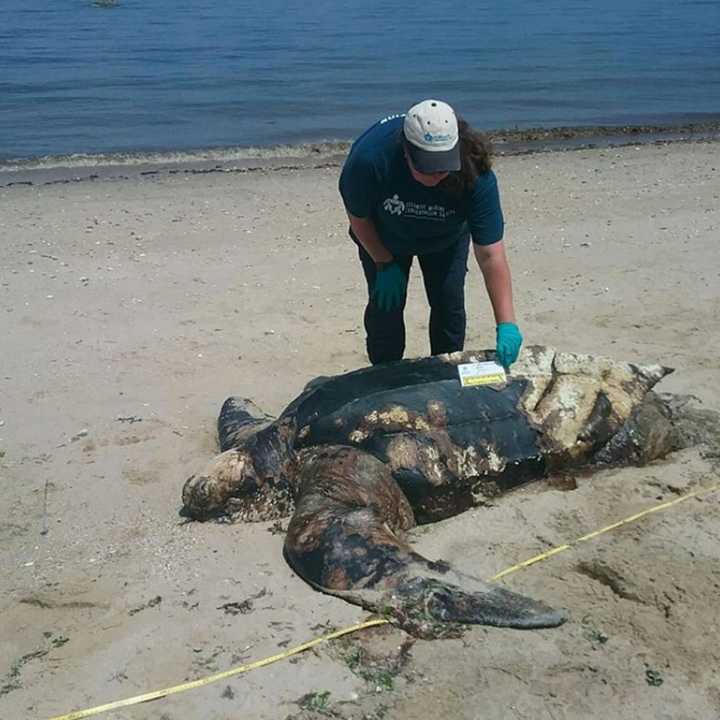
(339, 99), (522, 367)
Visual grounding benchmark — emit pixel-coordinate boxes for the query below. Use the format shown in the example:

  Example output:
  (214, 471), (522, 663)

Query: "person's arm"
(339, 149), (391, 264)
(474, 240), (523, 367)
(340, 151), (406, 311)
(348, 212), (407, 311)
(347, 213), (394, 265)
(468, 171), (522, 366)
(473, 240), (516, 324)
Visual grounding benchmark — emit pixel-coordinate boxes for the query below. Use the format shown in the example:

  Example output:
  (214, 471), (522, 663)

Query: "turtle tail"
(283, 446), (565, 633)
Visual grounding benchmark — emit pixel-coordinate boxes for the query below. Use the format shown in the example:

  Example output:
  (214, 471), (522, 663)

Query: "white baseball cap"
(403, 99), (461, 173)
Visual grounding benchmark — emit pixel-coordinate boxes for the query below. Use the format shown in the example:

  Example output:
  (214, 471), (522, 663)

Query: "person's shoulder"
(340, 114), (403, 202)
(349, 114), (404, 163)
(470, 169), (498, 194)
(358, 113), (404, 143)
(465, 169), (501, 217)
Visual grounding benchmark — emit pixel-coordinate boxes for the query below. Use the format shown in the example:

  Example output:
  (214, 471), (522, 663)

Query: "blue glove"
(373, 262), (407, 312)
(496, 322), (523, 368)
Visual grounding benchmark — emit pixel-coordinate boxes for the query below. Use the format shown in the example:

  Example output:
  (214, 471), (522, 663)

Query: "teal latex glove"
(496, 322), (523, 368)
(373, 262), (407, 312)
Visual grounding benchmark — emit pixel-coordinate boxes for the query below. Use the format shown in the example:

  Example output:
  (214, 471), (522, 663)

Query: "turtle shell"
(285, 353), (544, 522)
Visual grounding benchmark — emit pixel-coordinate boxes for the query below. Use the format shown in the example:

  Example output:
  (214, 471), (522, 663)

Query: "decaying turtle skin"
(182, 346), (676, 633)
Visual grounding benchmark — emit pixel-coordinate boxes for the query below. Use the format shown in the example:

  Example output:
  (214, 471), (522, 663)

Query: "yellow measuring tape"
(48, 481), (719, 720)
(47, 618), (389, 720)
(490, 481), (718, 580)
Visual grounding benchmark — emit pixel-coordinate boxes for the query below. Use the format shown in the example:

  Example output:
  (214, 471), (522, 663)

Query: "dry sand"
(1, 139), (719, 720)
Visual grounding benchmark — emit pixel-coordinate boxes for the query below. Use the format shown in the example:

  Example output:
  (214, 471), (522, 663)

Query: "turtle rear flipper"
(393, 576), (565, 629)
(284, 445), (564, 633)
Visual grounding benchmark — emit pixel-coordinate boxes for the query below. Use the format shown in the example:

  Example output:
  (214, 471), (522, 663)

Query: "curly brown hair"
(441, 117), (493, 194)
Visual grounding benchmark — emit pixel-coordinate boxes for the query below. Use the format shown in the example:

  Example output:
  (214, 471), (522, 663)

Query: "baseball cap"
(403, 99), (461, 173)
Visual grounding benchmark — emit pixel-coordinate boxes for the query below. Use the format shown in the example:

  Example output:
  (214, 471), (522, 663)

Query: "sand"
(1, 139), (719, 720)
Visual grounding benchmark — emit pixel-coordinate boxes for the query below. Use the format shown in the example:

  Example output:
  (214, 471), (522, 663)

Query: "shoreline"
(2, 119), (719, 188)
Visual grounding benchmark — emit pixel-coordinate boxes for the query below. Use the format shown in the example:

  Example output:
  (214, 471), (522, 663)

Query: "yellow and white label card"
(457, 361), (507, 388)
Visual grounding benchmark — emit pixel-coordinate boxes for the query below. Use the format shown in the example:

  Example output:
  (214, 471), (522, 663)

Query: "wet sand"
(1, 138), (719, 719)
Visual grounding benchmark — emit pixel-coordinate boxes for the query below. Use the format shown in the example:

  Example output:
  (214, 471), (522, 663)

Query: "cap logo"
(424, 131), (452, 143)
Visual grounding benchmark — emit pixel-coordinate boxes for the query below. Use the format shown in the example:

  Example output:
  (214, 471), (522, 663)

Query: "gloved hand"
(496, 322), (523, 368)
(373, 262), (407, 312)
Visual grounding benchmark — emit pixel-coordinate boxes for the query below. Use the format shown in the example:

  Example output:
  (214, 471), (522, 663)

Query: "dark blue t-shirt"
(339, 115), (504, 256)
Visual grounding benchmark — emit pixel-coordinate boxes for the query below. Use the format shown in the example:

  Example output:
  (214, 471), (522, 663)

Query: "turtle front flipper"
(284, 446), (564, 634)
(218, 396), (274, 451)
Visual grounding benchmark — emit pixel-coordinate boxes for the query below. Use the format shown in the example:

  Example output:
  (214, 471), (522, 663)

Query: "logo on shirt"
(383, 194), (405, 216)
(382, 195), (456, 221)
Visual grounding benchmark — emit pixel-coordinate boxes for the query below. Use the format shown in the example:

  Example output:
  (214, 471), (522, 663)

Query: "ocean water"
(1, 0), (719, 164)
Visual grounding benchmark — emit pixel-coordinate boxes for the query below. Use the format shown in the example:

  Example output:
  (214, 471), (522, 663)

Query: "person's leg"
(356, 240), (412, 364)
(417, 236), (470, 355)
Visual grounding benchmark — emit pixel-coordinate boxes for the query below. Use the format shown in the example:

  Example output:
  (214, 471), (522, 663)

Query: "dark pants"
(357, 235), (470, 364)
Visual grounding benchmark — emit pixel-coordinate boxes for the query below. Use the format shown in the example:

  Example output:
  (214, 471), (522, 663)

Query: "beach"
(1, 138), (719, 719)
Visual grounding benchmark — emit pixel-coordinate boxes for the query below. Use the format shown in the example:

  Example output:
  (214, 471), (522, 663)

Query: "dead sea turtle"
(182, 346), (676, 634)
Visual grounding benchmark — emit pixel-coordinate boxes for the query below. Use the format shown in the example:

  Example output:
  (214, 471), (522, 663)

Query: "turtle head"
(182, 448), (293, 522)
